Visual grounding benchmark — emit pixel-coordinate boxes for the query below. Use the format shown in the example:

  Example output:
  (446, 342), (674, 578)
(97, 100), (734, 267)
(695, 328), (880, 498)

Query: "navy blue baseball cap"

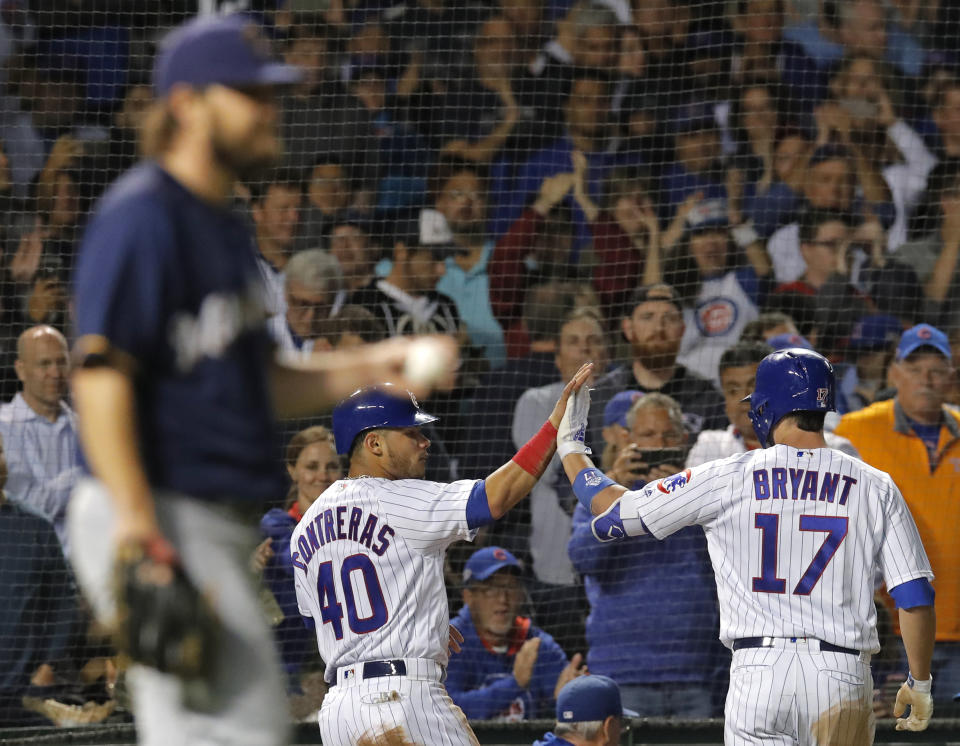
(463, 547), (522, 585)
(556, 675), (638, 722)
(895, 323), (951, 361)
(603, 390), (643, 428)
(154, 15), (302, 97)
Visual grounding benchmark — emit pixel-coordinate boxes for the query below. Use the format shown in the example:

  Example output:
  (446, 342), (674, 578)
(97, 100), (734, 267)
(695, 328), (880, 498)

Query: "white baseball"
(403, 337), (450, 387)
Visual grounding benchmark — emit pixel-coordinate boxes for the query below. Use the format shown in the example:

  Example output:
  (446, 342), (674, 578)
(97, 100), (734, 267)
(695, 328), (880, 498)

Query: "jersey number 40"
(752, 513), (848, 595)
(317, 554), (389, 639)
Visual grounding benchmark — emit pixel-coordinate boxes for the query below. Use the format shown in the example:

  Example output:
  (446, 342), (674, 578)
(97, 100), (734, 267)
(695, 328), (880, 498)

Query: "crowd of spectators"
(0, 0), (959, 730)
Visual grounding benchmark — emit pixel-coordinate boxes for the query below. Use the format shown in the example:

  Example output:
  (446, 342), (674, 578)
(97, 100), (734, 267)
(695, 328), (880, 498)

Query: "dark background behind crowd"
(0, 0), (958, 730)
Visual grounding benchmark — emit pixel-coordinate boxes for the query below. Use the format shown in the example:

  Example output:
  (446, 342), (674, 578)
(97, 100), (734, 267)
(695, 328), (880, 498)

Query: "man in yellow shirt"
(835, 323), (959, 701)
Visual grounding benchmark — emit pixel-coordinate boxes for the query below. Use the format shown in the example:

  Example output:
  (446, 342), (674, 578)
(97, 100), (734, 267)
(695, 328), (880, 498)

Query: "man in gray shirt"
(511, 307), (607, 652)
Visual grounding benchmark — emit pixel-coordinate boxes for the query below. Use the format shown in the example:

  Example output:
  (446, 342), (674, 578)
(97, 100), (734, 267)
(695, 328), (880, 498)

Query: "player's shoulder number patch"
(656, 469), (693, 494)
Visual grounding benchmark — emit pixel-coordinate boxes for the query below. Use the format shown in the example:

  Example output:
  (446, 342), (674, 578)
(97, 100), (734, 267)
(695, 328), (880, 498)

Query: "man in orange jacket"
(835, 323), (959, 701)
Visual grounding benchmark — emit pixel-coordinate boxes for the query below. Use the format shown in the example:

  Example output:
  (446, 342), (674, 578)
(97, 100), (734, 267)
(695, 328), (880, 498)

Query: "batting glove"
(894, 673), (933, 731)
(591, 499), (626, 543)
(557, 387), (592, 460)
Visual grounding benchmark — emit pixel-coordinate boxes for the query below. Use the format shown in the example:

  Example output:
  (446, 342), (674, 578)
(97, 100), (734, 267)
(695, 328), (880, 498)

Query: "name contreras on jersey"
(752, 469), (858, 505)
(291, 505), (395, 572)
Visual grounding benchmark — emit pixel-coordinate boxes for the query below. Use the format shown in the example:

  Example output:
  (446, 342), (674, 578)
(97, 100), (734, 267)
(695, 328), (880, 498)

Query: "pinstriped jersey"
(617, 445), (932, 653)
(291, 477), (479, 681)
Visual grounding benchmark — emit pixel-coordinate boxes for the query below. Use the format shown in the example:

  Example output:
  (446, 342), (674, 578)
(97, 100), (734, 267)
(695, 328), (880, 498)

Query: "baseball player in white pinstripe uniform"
(293, 366), (591, 745)
(555, 348), (936, 745)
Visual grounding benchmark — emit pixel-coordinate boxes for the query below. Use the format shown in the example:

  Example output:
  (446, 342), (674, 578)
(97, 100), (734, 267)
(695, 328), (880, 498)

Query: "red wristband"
(512, 421), (559, 477)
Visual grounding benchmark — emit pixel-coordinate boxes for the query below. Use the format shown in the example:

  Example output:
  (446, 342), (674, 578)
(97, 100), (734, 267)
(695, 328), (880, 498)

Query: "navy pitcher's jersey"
(73, 162), (285, 502)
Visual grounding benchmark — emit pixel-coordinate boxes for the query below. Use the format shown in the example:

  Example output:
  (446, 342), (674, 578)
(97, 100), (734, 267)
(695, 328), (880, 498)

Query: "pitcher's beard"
(213, 134), (282, 182)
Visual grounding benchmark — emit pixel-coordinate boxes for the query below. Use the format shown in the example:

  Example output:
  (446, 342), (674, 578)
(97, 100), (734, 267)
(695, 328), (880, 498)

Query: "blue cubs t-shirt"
(73, 162), (285, 503)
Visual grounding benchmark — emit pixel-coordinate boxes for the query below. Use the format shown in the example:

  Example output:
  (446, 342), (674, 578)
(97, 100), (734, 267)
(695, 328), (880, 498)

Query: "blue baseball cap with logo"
(154, 15), (303, 97)
(556, 675), (638, 722)
(895, 324), (951, 362)
(462, 547), (522, 585)
(603, 390), (643, 428)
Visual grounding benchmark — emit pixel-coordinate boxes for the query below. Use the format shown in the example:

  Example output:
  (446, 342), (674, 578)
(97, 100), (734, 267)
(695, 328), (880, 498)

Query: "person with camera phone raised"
(567, 390), (726, 718)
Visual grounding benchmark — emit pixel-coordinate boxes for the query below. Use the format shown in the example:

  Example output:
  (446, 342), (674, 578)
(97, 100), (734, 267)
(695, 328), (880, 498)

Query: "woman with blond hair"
(258, 426), (343, 705)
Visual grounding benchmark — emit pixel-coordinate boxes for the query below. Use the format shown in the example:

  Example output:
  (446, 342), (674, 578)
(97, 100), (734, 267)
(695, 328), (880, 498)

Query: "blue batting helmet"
(742, 348), (835, 447)
(332, 384), (438, 455)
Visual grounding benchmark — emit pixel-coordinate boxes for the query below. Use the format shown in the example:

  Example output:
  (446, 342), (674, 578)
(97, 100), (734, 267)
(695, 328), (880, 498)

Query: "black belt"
(361, 660), (407, 679)
(733, 637), (860, 657)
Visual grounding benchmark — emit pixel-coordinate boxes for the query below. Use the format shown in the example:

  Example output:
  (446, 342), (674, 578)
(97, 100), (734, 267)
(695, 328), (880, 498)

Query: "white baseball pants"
(725, 639), (874, 746)
(319, 659), (479, 746)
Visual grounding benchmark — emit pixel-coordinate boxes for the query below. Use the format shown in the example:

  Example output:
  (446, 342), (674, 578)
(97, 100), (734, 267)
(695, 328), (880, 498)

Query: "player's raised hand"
(447, 624), (464, 655)
(549, 362), (594, 430)
(894, 678), (933, 731)
(555, 364), (594, 459)
(513, 637), (541, 689)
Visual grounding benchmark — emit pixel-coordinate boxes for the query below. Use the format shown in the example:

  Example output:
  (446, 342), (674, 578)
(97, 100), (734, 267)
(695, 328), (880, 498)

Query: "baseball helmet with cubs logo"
(332, 383), (438, 455)
(741, 348), (836, 447)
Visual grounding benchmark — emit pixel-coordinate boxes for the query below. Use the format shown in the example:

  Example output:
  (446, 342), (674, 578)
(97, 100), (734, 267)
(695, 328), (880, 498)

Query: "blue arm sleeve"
(889, 578), (935, 609)
(466, 480), (494, 529)
(573, 468), (618, 512)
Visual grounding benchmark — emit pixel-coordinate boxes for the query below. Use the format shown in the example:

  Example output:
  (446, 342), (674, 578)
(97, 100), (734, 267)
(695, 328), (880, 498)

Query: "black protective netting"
(0, 0), (958, 733)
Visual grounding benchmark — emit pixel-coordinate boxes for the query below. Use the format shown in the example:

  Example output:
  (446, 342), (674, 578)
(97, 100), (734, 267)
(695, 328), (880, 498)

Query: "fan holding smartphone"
(599, 390), (689, 490)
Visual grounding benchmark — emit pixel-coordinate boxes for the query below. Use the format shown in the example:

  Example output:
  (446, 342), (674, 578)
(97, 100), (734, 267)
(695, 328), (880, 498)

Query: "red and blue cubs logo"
(493, 548), (508, 561)
(694, 297), (738, 337)
(657, 469), (692, 494)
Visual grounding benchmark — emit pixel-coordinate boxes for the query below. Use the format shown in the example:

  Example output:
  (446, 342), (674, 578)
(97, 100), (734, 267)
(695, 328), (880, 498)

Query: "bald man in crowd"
(0, 326), (78, 553)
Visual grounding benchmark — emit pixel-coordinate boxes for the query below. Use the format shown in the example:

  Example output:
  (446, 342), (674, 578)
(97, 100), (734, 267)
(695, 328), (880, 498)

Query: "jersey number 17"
(752, 514), (848, 595)
(317, 554), (389, 639)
